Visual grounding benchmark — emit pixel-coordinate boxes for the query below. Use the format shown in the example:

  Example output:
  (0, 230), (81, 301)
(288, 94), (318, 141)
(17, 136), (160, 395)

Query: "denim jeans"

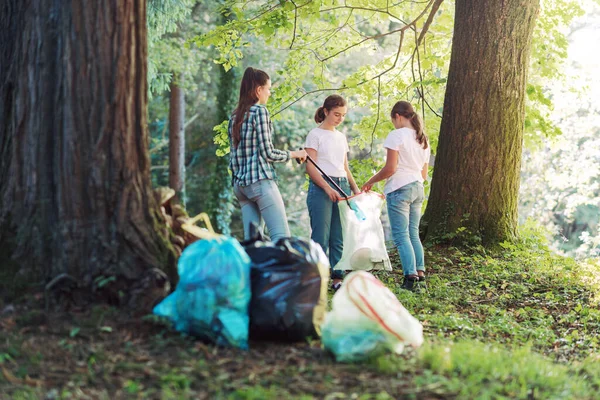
(386, 181), (425, 276)
(307, 177), (351, 280)
(233, 179), (290, 243)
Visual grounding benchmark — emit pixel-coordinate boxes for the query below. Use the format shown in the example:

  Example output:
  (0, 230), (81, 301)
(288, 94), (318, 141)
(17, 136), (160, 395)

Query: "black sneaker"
(401, 275), (419, 291)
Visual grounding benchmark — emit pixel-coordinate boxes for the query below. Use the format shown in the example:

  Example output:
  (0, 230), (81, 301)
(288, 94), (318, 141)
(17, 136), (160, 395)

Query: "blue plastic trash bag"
(153, 237), (251, 349)
(321, 271), (424, 362)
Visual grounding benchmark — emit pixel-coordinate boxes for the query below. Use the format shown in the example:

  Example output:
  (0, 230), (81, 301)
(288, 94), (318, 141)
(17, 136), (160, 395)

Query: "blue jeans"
(234, 179), (290, 243)
(386, 181), (425, 276)
(307, 177), (351, 280)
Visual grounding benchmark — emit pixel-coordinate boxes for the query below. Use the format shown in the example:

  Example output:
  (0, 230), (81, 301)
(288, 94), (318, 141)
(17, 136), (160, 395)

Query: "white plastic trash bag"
(321, 271), (424, 362)
(334, 192), (391, 271)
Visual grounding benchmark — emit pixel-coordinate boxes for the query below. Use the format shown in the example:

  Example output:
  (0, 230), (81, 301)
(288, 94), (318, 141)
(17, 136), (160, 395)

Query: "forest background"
(148, 0), (600, 261)
(2, 1), (600, 398)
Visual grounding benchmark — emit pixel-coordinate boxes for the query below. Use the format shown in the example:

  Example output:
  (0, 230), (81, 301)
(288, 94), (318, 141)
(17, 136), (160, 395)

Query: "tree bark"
(422, 0), (540, 245)
(0, 1), (175, 290)
(169, 77), (186, 203)
(211, 10), (239, 236)
(212, 64), (238, 236)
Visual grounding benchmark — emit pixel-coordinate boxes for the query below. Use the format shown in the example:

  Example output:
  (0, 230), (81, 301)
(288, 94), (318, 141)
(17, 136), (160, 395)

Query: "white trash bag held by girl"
(321, 271), (424, 362)
(334, 192), (391, 271)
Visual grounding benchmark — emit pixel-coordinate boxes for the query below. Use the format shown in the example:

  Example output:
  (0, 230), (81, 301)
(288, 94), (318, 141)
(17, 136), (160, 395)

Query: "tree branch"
(417, 0), (444, 47)
(367, 77), (382, 159)
(289, 0), (298, 49)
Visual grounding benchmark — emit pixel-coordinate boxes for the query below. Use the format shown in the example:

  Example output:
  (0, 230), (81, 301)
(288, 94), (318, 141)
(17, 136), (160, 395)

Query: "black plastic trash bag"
(244, 237), (330, 342)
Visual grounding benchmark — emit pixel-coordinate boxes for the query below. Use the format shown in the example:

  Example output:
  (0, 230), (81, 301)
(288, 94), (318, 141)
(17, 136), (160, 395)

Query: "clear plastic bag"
(153, 237), (251, 349)
(321, 271), (424, 362)
(334, 192), (392, 271)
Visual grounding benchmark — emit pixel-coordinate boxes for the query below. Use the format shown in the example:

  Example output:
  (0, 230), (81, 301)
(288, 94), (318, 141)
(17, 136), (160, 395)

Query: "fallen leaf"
(24, 375), (44, 387)
(2, 367), (21, 385)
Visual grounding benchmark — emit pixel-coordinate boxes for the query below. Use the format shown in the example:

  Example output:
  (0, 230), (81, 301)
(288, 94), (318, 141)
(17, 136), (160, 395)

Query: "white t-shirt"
(383, 128), (431, 195)
(304, 128), (349, 177)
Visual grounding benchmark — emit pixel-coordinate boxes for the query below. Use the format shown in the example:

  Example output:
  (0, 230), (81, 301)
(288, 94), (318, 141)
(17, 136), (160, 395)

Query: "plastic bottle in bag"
(334, 192), (392, 271)
(321, 271), (424, 361)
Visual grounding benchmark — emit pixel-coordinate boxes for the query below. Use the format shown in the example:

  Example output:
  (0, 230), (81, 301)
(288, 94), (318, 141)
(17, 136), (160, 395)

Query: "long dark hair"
(314, 94), (347, 123)
(232, 67), (270, 147)
(390, 101), (428, 149)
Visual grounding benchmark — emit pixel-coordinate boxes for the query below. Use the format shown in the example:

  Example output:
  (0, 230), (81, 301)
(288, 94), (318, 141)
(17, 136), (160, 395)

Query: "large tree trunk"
(169, 78), (186, 203)
(0, 1), (175, 294)
(422, 0), (540, 245)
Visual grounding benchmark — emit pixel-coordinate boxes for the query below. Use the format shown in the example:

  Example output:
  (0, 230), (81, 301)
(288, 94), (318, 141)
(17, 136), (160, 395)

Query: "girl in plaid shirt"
(228, 67), (307, 242)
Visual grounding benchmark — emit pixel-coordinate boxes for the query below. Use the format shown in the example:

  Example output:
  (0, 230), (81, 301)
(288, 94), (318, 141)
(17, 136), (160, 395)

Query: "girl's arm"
(305, 148), (342, 202)
(421, 163), (429, 181)
(344, 154), (360, 194)
(255, 107), (308, 162)
(361, 149), (398, 192)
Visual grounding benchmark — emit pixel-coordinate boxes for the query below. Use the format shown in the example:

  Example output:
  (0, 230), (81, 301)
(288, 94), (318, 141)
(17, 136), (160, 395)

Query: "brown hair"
(390, 101), (428, 149)
(232, 67), (270, 147)
(314, 94), (347, 123)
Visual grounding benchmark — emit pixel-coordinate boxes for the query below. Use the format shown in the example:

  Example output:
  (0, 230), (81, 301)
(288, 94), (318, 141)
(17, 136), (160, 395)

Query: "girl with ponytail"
(305, 95), (360, 291)
(228, 67), (307, 242)
(362, 101), (430, 291)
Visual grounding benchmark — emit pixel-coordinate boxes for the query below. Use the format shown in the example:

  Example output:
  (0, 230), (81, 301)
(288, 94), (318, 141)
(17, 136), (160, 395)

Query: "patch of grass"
(1, 222), (599, 398)
(228, 385), (301, 400)
(375, 224), (600, 362)
(418, 340), (597, 399)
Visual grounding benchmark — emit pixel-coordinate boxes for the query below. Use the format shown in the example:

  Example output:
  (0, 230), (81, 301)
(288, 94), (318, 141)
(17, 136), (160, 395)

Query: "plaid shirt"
(228, 104), (290, 186)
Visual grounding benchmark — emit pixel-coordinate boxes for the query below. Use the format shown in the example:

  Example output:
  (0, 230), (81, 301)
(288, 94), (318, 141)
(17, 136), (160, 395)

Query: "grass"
(1, 223), (599, 399)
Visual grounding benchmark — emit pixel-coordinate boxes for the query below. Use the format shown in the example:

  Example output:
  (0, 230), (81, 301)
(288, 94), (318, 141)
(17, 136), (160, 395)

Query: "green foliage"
(524, 0), (585, 147)
(194, 0), (583, 167)
(213, 120), (230, 157)
(147, 0), (197, 93)
(147, 0), (595, 247)
(197, 0), (453, 161)
(148, 0), (195, 41)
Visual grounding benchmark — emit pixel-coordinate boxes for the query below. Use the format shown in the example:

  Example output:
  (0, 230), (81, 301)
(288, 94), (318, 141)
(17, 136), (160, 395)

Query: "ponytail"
(314, 106), (326, 123)
(390, 101), (428, 150)
(315, 95), (347, 124)
(232, 67), (270, 147)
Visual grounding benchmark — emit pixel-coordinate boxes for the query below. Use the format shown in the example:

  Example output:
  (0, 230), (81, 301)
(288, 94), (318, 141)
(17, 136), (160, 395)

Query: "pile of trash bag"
(321, 271), (424, 362)
(153, 217), (426, 359)
(244, 237), (330, 341)
(153, 237), (251, 349)
(334, 192), (392, 271)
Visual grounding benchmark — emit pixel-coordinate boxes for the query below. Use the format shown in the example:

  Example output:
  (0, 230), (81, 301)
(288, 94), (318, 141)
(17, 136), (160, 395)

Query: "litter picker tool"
(299, 152), (366, 221)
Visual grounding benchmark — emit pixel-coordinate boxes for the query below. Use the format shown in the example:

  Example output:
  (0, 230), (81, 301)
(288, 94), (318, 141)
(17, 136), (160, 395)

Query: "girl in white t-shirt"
(362, 101), (430, 291)
(305, 95), (360, 291)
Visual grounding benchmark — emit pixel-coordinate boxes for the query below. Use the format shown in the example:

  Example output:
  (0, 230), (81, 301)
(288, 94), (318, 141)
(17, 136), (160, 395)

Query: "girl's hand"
(291, 149), (307, 163)
(325, 187), (342, 202)
(361, 181), (374, 192)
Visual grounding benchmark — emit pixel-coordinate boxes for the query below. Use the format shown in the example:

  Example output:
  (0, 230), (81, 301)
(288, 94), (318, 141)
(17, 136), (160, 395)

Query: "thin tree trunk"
(169, 77), (186, 203)
(211, 10), (239, 236)
(422, 0), (540, 245)
(0, 1), (175, 290)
